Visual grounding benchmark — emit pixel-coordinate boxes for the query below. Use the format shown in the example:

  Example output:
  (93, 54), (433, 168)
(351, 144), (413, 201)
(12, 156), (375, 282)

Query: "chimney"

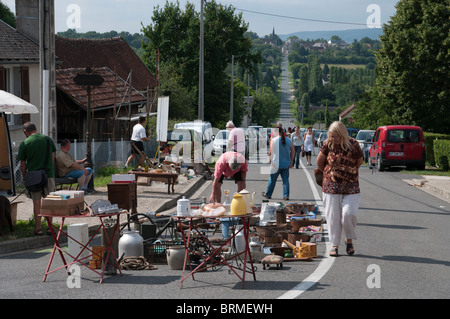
(15, 0), (40, 43)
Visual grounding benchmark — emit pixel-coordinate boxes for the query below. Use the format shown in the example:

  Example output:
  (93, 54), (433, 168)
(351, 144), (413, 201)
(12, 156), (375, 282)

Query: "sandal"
(261, 192), (271, 199)
(329, 247), (338, 257)
(346, 242), (355, 256)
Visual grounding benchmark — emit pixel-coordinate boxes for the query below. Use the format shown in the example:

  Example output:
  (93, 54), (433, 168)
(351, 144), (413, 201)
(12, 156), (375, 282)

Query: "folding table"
(40, 211), (124, 283)
(177, 214), (256, 288)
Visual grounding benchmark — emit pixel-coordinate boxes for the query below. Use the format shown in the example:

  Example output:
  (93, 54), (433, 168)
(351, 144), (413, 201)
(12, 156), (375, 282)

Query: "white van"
(174, 121), (214, 143)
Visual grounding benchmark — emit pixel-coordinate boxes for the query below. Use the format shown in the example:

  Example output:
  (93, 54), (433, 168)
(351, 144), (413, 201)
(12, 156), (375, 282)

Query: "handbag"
(24, 169), (48, 192)
(301, 145), (305, 157)
(314, 168), (323, 187)
(24, 137), (50, 192)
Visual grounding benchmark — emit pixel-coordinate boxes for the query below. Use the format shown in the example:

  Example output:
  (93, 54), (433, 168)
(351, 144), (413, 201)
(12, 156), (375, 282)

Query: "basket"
(287, 232), (311, 244)
(254, 223), (287, 237)
(290, 218), (323, 232)
(263, 235), (282, 244)
(144, 240), (182, 264)
(285, 202), (315, 214)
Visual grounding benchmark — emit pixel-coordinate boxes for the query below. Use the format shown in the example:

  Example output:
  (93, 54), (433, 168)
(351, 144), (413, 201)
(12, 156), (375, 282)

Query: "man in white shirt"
(226, 121), (245, 157)
(125, 116), (149, 168)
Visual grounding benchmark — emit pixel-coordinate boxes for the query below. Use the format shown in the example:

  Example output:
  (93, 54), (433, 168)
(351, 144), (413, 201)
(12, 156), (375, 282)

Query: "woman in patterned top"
(317, 121), (363, 256)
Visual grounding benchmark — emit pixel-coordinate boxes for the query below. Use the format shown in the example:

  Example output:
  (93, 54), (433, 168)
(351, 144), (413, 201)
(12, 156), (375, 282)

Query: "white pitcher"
(239, 189), (255, 214)
(177, 196), (190, 216)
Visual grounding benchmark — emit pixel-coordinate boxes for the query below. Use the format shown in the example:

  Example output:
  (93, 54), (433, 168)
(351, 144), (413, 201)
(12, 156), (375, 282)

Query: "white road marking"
(277, 159), (335, 299)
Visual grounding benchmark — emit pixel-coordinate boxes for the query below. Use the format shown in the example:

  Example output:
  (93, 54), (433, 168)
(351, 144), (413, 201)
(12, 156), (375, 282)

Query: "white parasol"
(0, 90), (39, 114)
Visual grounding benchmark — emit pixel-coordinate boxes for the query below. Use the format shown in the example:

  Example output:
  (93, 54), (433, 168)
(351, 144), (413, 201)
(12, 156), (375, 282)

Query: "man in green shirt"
(17, 122), (56, 236)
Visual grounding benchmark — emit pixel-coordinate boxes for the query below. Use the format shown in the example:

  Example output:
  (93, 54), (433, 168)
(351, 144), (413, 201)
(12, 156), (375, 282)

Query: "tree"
(0, 3), (15, 28)
(372, 0), (450, 133)
(297, 65), (309, 98)
(252, 87), (279, 127)
(141, 0), (260, 126)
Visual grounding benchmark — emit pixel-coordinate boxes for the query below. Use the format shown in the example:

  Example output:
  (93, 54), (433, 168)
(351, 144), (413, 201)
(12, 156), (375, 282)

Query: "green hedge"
(424, 133), (450, 166)
(434, 139), (450, 171)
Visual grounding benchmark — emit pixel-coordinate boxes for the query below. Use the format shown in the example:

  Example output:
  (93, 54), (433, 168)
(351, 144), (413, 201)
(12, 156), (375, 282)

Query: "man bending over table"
(209, 151), (247, 203)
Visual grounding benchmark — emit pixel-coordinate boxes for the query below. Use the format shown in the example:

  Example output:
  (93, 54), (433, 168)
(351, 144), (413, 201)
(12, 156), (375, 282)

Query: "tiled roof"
(56, 67), (148, 110)
(339, 102), (356, 118)
(55, 36), (157, 91)
(0, 19), (39, 63)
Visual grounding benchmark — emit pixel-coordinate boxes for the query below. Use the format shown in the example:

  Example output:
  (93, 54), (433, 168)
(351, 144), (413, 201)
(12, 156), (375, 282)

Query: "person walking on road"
(316, 121), (363, 257)
(262, 125), (294, 200)
(303, 126), (315, 165)
(226, 121), (245, 157)
(17, 122), (56, 236)
(291, 125), (303, 169)
(125, 116), (149, 168)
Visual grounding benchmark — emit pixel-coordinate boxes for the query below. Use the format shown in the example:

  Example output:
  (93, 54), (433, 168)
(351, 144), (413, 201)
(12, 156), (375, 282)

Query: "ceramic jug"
(230, 193), (246, 215)
(166, 245), (186, 270)
(177, 196), (190, 216)
(239, 189), (255, 214)
(249, 236), (262, 252)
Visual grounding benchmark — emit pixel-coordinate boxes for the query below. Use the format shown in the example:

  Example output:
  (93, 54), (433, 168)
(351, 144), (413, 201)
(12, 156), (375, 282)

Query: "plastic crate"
(144, 240), (182, 264)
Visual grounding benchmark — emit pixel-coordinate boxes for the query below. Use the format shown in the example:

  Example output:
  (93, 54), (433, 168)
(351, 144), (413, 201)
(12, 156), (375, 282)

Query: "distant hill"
(279, 28), (384, 43)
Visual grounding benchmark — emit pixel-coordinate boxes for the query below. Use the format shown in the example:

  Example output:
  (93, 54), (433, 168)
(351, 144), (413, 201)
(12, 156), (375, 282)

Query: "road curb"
(0, 175), (208, 255)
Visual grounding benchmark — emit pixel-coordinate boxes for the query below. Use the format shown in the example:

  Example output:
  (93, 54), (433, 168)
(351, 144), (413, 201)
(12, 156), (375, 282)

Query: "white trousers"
(323, 192), (360, 247)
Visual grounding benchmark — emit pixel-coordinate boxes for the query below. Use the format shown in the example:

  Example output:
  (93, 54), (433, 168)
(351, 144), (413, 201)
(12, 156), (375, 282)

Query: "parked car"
(245, 126), (268, 158)
(213, 129), (250, 159)
(369, 125), (426, 171)
(317, 132), (328, 148)
(313, 129), (326, 146)
(347, 127), (360, 139)
(160, 129), (203, 163)
(355, 130), (375, 162)
(212, 129), (229, 156)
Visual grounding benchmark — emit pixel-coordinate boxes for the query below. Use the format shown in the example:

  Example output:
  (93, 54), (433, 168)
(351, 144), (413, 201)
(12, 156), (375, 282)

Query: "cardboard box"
(112, 174), (135, 183)
(40, 196), (85, 216)
(301, 242), (318, 258)
(107, 182), (137, 211)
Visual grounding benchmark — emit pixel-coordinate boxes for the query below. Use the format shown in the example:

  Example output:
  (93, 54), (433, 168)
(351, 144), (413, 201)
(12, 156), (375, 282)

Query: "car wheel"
(377, 156), (385, 172)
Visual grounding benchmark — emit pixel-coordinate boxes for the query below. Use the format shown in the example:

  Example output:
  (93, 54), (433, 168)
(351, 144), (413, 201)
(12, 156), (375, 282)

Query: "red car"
(369, 125), (426, 171)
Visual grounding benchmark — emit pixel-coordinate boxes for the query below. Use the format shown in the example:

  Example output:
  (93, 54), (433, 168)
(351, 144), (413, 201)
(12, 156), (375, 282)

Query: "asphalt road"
(1, 159), (448, 301)
(1, 52), (448, 304)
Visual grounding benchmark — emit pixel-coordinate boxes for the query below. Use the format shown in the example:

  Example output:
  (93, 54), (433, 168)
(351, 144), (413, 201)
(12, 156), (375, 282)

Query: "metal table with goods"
(129, 171), (179, 194)
(177, 214), (256, 289)
(40, 211), (125, 284)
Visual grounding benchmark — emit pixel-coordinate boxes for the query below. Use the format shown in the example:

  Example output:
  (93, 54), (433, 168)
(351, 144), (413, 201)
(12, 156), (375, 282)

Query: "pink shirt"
(214, 152), (248, 179)
(228, 127), (245, 153)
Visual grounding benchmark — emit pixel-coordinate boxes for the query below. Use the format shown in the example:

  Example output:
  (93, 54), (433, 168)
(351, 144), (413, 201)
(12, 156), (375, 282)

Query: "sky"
(2, 0), (398, 37)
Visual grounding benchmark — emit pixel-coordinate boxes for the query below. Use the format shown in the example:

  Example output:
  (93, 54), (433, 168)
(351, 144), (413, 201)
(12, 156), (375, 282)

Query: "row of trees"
(289, 0), (449, 135)
(291, 53), (376, 126)
(354, 0), (449, 134)
(141, 0), (264, 128)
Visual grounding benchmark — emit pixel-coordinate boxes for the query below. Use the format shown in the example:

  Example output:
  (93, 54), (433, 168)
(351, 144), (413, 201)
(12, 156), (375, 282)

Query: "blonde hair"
(327, 121), (352, 151)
